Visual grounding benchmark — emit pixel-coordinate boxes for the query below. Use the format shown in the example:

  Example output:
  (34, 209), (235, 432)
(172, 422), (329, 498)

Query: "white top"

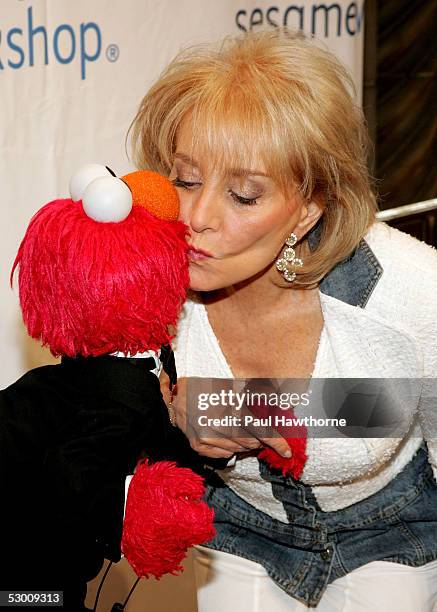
(173, 221), (437, 519)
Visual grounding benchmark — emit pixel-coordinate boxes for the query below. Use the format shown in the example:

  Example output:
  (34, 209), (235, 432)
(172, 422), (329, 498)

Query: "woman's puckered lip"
(187, 245), (213, 258)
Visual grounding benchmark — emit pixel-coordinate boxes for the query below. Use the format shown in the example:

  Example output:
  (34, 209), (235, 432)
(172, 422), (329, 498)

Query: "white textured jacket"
(173, 222), (437, 518)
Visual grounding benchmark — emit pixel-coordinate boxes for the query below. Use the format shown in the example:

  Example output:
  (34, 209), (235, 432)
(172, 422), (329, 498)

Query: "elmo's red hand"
(250, 399), (308, 480)
(258, 435), (307, 480)
(122, 460), (215, 579)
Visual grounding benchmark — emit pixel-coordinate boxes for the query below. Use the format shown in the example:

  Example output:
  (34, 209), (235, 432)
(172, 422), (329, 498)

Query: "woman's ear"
(294, 198), (325, 240)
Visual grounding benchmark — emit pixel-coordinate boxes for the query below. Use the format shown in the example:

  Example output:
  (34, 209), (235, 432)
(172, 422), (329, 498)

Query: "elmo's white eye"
(82, 176), (133, 222)
(69, 163), (114, 202)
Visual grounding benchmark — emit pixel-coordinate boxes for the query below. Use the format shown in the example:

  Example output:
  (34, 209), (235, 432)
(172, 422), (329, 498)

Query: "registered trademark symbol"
(106, 44), (119, 62)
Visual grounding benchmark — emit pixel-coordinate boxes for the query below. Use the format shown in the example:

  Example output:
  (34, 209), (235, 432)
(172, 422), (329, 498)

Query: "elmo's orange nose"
(121, 170), (179, 221)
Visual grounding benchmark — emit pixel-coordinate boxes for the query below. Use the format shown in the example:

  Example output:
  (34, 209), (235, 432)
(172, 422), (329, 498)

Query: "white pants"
(193, 545), (437, 612)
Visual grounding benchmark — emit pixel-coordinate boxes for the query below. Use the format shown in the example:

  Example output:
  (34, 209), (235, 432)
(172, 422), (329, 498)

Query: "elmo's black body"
(0, 354), (224, 610)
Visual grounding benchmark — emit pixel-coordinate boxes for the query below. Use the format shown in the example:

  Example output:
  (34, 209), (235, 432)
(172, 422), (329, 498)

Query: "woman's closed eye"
(171, 177), (201, 189)
(171, 176), (260, 206)
(230, 191), (259, 206)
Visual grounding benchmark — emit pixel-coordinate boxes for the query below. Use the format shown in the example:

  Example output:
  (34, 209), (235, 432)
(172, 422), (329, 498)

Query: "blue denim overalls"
(200, 221), (437, 607)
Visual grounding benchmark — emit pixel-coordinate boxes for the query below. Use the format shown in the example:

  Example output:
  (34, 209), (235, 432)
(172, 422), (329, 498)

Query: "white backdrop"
(1, 1), (364, 604)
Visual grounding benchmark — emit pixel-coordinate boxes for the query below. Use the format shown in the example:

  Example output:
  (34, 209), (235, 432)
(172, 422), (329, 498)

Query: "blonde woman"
(129, 29), (437, 611)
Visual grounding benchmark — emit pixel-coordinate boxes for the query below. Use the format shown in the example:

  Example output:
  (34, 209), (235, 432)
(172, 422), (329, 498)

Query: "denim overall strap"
(307, 219), (384, 309)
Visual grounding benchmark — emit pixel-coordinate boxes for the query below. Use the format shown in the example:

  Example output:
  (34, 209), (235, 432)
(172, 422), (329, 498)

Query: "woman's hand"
(160, 371), (292, 460)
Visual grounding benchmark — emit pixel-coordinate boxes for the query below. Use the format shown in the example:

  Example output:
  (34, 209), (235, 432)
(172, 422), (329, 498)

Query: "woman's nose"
(182, 187), (221, 233)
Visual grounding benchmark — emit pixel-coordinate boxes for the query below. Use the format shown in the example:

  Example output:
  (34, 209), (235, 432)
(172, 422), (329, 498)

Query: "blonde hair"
(128, 28), (378, 287)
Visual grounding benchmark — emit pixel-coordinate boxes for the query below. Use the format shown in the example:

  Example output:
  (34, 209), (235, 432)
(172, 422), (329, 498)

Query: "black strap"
(61, 354), (158, 372)
(159, 344), (177, 390)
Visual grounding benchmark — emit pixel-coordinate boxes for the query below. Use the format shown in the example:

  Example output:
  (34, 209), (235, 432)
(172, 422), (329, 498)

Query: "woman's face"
(169, 114), (319, 292)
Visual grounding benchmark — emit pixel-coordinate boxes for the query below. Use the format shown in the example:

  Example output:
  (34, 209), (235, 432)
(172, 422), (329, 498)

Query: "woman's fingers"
(189, 436), (248, 454)
(259, 436), (292, 458)
(159, 369), (172, 404)
(192, 441), (238, 458)
(190, 436), (291, 459)
(159, 373), (292, 459)
(232, 437), (263, 450)
(159, 371), (189, 433)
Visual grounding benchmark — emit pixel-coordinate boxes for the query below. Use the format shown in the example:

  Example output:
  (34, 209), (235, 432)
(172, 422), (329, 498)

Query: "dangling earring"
(276, 232), (303, 283)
